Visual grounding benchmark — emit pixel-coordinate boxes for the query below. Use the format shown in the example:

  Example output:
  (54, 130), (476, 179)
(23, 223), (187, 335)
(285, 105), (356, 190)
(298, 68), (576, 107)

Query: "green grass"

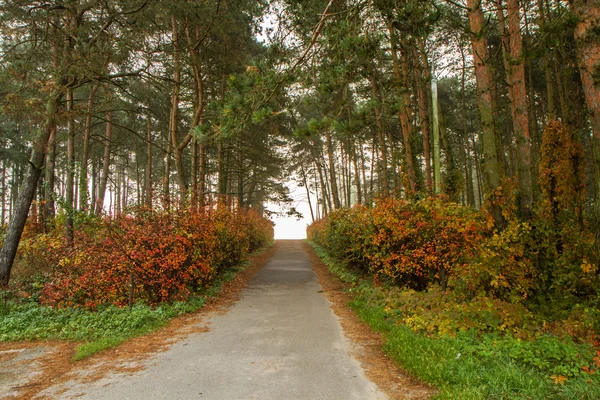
(307, 240), (600, 400)
(0, 297), (206, 360)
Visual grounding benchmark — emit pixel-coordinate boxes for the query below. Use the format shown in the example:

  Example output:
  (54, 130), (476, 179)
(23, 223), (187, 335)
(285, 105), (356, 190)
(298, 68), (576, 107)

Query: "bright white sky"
(267, 183), (312, 240)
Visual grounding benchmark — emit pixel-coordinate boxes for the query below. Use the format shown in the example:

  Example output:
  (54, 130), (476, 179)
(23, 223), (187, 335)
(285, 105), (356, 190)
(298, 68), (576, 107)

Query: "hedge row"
(36, 206), (273, 309)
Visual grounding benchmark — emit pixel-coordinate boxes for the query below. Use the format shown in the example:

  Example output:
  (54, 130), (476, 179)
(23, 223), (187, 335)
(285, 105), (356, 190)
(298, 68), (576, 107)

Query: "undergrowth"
(308, 240), (600, 400)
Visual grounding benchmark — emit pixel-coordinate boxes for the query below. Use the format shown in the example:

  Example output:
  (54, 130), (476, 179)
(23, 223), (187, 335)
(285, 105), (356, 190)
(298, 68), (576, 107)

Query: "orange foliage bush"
(308, 196), (486, 290)
(39, 206), (273, 309)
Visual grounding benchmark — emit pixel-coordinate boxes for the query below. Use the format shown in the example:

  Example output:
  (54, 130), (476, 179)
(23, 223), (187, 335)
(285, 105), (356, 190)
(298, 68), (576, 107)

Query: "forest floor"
(1, 240), (433, 399)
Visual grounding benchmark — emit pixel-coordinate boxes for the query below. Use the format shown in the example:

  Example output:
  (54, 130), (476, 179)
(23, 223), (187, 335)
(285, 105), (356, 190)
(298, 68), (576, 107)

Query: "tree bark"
(325, 128), (341, 209)
(371, 77), (389, 196)
(497, 0), (533, 219)
(301, 163), (315, 222)
(65, 88), (75, 244)
(44, 124), (57, 223)
(466, 0), (505, 226)
(95, 105), (113, 216)
(169, 15), (187, 200)
(0, 93), (60, 285)
(145, 116), (153, 208)
(79, 84), (99, 212)
(388, 20), (417, 192)
(416, 45), (433, 193)
(573, 0), (600, 139)
(1, 160), (5, 224)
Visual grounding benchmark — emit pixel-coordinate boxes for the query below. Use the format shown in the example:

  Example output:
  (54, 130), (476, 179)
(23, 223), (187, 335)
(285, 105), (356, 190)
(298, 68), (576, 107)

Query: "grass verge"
(307, 240), (600, 400)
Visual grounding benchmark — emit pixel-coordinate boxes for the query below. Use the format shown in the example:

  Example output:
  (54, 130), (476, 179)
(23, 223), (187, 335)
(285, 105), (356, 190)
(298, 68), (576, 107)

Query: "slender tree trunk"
(325, 128), (341, 208)
(573, 0), (600, 139)
(65, 88), (75, 244)
(371, 78), (389, 196)
(91, 158), (97, 212)
(199, 144), (206, 208)
(218, 141), (226, 197)
(96, 106), (112, 216)
(497, 0), (533, 219)
(315, 157), (330, 214)
(79, 84), (99, 212)
(416, 45), (433, 193)
(0, 92), (60, 285)
(44, 124), (57, 223)
(169, 15), (187, 200)
(1, 161), (5, 224)
(145, 117), (153, 208)
(191, 138), (198, 210)
(163, 136), (172, 210)
(388, 20), (417, 192)
(467, 0), (505, 226)
(359, 137), (368, 204)
(301, 163), (315, 222)
(351, 138), (362, 204)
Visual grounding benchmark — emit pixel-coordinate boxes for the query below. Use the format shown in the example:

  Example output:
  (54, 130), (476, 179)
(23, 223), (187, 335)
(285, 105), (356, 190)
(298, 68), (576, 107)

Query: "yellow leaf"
(551, 375), (567, 385)
(581, 261), (595, 274)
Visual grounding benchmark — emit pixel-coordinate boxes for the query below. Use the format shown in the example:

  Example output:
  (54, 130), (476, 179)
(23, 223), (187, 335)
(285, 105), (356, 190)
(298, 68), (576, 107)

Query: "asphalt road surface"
(48, 240), (387, 400)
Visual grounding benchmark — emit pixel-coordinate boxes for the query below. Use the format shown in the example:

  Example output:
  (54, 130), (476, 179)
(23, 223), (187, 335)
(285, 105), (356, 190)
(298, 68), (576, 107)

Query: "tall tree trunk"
(388, 20), (417, 192)
(432, 79), (442, 194)
(325, 128), (341, 208)
(79, 84), (99, 212)
(416, 45), (433, 193)
(91, 158), (97, 212)
(145, 117), (153, 208)
(371, 78), (389, 196)
(573, 0), (600, 139)
(0, 92), (60, 285)
(351, 138), (362, 204)
(162, 136), (172, 210)
(467, 0), (505, 227)
(218, 141), (226, 197)
(65, 88), (75, 244)
(96, 106), (112, 216)
(315, 157), (330, 215)
(191, 138), (198, 210)
(169, 15), (187, 200)
(44, 124), (57, 223)
(1, 161), (5, 224)
(301, 163), (315, 222)
(393, 28), (417, 191)
(199, 143), (206, 208)
(497, 0), (533, 219)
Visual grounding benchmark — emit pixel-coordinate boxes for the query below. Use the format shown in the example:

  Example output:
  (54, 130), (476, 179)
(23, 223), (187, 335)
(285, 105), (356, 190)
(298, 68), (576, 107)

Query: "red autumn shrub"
(210, 206), (250, 272)
(40, 205), (274, 309)
(308, 196), (486, 290)
(367, 197), (485, 290)
(242, 208), (274, 251)
(306, 217), (327, 244)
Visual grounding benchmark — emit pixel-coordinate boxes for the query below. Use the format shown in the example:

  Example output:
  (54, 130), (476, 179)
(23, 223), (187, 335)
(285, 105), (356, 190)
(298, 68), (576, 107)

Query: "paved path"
(48, 240), (387, 400)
